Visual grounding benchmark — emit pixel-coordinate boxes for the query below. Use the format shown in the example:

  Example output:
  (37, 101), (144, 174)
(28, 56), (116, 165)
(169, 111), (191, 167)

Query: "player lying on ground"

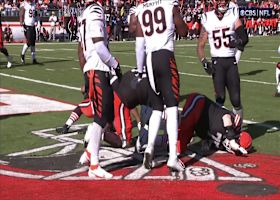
(136, 93), (252, 156)
(56, 81), (141, 148)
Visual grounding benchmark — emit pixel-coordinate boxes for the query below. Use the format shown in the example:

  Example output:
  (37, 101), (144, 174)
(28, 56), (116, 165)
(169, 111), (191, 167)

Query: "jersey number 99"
(142, 7), (167, 36)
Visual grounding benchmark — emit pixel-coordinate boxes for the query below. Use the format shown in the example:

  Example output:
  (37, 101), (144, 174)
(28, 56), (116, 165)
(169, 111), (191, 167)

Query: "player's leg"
(226, 58), (243, 119)
(21, 25), (30, 64)
(30, 26), (37, 64)
(177, 93), (205, 154)
(88, 70), (114, 178)
(275, 62), (280, 97)
(0, 28), (12, 68)
(144, 52), (164, 169)
(113, 94), (133, 148)
(154, 50), (184, 171)
(212, 57), (227, 106)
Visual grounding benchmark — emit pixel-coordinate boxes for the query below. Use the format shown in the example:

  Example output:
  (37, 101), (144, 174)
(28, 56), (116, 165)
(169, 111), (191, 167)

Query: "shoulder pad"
(86, 4), (104, 21)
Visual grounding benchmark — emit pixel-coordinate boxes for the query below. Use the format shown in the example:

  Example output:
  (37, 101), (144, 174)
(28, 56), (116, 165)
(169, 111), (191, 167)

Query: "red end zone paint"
(0, 153), (279, 200)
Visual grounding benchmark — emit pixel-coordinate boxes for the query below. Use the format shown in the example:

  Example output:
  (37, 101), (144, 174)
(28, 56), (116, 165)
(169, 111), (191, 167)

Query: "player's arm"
(197, 26), (213, 75)
(229, 19), (249, 51)
(19, 5), (25, 26)
(173, 6), (187, 37)
(130, 107), (141, 130)
(135, 17), (145, 75)
(78, 42), (86, 70)
(92, 36), (119, 69)
(128, 6), (137, 34)
(197, 25), (208, 62)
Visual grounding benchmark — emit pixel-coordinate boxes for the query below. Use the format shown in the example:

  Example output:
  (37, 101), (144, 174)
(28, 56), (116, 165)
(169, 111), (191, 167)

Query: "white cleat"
(143, 146), (154, 169)
(7, 61), (12, 68)
(88, 166), (113, 179)
(79, 151), (90, 165)
(167, 158), (185, 172)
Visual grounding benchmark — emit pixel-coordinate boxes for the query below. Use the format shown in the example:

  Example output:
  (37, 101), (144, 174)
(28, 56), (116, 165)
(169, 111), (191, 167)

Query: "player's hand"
(112, 62), (122, 79)
(201, 58), (213, 75)
(229, 139), (248, 155)
(229, 39), (244, 51)
(137, 122), (142, 131)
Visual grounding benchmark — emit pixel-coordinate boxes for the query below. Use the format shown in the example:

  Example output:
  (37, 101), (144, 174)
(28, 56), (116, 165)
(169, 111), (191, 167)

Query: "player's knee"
(216, 96), (225, 106)
(0, 47), (7, 54)
(231, 95), (241, 108)
(164, 96), (178, 108)
(94, 118), (107, 128)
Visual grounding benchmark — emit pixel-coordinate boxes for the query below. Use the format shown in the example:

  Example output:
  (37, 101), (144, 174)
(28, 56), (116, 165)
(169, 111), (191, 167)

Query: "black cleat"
(56, 124), (70, 134)
(32, 59), (39, 64)
(274, 92), (280, 97)
(21, 54), (25, 64)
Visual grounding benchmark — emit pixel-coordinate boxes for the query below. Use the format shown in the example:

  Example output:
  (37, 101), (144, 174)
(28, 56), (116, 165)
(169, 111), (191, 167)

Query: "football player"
(136, 93), (252, 156)
(134, 0), (187, 172)
(19, 0), (38, 64)
(197, 0), (248, 120)
(0, 14), (12, 68)
(275, 45), (280, 97)
(77, 0), (120, 179)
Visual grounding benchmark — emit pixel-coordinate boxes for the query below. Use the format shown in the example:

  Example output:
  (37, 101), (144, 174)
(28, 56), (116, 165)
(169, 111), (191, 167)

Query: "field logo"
(0, 88), (75, 116)
(0, 124), (263, 182)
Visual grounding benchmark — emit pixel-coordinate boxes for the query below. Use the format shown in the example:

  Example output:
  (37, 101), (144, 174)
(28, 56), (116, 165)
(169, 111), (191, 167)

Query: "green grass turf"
(0, 35), (279, 156)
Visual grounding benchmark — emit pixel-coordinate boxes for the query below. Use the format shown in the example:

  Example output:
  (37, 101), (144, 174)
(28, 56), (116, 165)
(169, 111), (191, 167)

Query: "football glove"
(111, 63), (122, 79)
(222, 138), (248, 155)
(229, 39), (244, 51)
(201, 58), (213, 75)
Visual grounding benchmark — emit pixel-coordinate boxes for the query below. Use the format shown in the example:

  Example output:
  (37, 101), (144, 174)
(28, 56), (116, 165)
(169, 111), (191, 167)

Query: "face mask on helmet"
(215, 0), (230, 14)
(222, 131), (252, 154)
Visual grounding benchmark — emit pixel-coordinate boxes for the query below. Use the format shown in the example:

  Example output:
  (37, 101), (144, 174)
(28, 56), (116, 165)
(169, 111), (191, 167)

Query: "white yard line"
(0, 72), (279, 130)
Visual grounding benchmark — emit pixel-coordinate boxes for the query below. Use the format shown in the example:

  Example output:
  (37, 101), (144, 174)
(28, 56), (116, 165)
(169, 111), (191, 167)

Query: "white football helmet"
(215, 0), (230, 14)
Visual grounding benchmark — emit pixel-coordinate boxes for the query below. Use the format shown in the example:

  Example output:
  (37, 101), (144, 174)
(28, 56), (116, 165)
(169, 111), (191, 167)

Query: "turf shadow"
(242, 120), (280, 140)
(239, 69), (267, 76)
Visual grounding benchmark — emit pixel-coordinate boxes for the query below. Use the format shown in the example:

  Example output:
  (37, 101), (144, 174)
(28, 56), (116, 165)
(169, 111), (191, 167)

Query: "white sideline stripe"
(43, 166), (88, 180)
(0, 169), (44, 179)
(8, 142), (73, 156)
(218, 176), (262, 181)
(53, 144), (77, 156)
(187, 151), (250, 177)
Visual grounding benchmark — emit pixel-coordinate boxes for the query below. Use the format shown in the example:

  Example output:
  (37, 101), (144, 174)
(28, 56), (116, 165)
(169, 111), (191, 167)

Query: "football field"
(0, 36), (279, 199)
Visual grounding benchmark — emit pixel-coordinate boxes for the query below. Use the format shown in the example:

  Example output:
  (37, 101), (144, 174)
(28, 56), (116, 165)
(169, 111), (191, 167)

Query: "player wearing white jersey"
(77, 0), (120, 179)
(135, 0), (187, 172)
(19, 0), (38, 64)
(197, 0), (248, 121)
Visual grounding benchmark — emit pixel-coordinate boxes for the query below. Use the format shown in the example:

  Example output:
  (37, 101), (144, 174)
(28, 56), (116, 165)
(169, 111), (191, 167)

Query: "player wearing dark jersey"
(0, 14), (12, 68)
(136, 93), (252, 156)
(197, 0), (248, 120)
